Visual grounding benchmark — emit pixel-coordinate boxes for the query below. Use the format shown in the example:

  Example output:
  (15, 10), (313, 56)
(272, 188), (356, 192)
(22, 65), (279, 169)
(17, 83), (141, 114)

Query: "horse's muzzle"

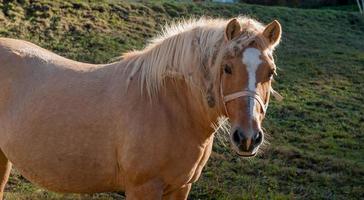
(230, 127), (263, 157)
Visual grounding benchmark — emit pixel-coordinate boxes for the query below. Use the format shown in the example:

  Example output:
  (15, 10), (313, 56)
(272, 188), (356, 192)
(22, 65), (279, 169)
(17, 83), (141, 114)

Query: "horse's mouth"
(231, 144), (259, 157)
(236, 151), (257, 157)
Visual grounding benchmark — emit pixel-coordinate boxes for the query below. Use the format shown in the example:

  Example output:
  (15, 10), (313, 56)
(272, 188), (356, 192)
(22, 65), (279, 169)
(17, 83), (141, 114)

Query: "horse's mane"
(122, 16), (269, 98)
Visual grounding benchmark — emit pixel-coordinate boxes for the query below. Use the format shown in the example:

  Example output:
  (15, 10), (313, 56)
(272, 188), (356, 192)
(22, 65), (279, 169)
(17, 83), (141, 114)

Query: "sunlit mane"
(122, 16), (269, 97)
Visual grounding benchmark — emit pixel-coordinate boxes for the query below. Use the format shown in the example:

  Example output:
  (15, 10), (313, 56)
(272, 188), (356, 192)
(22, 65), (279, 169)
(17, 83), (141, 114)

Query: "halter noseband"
(219, 76), (284, 116)
(220, 79), (269, 116)
(223, 90), (267, 114)
(221, 82), (284, 116)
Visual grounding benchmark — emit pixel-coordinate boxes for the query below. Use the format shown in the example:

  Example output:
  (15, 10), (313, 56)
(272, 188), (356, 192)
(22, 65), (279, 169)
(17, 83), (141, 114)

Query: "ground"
(0, 0), (363, 199)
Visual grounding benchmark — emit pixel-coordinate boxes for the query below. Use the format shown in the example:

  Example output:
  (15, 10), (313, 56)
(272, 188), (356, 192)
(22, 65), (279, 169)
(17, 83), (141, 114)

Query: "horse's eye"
(224, 65), (232, 74)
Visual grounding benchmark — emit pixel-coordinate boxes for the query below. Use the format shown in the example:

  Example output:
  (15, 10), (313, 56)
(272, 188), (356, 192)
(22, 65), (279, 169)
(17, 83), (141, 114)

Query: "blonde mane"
(122, 16), (269, 98)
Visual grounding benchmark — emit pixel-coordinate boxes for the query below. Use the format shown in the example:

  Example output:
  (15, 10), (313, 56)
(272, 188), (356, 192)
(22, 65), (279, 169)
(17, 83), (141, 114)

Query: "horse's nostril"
(232, 130), (240, 143)
(253, 131), (263, 145)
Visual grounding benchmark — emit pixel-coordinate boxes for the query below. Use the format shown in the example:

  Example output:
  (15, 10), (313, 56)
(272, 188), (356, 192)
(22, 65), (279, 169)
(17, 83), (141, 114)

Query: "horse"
(0, 16), (282, 199)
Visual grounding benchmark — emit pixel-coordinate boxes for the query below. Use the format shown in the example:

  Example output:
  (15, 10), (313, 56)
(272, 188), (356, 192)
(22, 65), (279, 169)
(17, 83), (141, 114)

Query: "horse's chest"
(188, 139), (213, 183)
(164, 138), (213, 189)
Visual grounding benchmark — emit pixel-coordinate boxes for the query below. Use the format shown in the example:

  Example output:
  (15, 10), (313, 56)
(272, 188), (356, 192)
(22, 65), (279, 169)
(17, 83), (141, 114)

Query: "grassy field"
(1, 0), (363, 199)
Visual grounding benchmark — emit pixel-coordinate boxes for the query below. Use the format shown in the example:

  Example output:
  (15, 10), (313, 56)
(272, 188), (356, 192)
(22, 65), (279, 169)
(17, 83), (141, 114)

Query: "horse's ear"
(225, 19), (241, 41)
(263, 20), (282, 47)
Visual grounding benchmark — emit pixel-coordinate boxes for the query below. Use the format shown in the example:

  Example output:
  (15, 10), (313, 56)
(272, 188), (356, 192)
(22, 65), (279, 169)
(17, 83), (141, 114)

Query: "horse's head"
(219, 19), (282, 157)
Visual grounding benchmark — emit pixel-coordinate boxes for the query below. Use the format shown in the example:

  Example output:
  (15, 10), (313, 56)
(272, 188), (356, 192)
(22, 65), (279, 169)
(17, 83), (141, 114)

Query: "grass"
(1, 0), (363, 199)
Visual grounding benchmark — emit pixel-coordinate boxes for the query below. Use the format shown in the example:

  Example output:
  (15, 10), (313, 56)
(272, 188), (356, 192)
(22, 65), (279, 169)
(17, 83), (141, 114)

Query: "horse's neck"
(111, 57), (220, 141)
(157, 78), (219, 140)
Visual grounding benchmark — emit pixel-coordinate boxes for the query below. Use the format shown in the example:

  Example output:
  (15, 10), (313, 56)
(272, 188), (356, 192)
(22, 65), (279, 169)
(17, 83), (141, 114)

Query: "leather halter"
(224, 90), (267, 114)
(220, 79), (268, 116)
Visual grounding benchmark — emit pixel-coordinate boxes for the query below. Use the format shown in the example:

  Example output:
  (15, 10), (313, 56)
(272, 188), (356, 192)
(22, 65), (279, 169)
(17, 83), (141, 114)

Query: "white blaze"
(242, 48), (262, 122)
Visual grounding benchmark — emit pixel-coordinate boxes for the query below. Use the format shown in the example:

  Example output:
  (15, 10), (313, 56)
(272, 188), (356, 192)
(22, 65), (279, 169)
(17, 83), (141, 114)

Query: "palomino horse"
(0, 17), (282, 199)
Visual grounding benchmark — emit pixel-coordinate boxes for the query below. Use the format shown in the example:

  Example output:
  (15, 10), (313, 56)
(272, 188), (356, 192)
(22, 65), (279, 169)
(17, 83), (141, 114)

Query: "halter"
(223, 90), (267, 115)
(219, 78), (282, 116)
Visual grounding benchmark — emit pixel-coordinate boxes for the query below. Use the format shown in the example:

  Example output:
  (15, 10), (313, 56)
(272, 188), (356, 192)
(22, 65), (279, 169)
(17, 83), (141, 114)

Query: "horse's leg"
(0, 149), (12, 200)
(162, 184), (191, 200)
(125, 180), (164, 200)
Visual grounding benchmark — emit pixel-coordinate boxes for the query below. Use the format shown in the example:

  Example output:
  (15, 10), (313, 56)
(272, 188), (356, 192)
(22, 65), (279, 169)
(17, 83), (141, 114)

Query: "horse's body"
(0, 17), (282, 199)
(0, 38), (214, 198)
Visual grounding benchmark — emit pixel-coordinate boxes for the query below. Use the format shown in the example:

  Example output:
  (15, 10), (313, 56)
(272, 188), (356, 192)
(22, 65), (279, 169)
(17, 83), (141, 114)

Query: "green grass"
(1, 0), (363, 199)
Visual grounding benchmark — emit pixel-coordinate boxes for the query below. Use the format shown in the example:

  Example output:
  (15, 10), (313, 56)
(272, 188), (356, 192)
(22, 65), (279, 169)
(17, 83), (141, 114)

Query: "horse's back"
(0, 37), (106, 117)
(0, 37), (97, 71)
(0, 37), (60, 65)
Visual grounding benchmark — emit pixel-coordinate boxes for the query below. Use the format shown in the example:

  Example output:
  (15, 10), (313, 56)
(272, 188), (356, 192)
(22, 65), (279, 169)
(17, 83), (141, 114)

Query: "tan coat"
(0, 17), (281, 200)
(0, 38), (215, 199)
